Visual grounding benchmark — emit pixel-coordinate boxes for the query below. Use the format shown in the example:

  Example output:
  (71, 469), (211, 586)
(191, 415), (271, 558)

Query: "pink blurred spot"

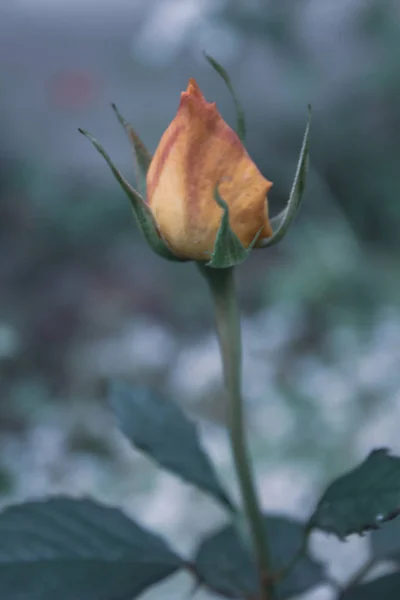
(49, 70), (98, 111)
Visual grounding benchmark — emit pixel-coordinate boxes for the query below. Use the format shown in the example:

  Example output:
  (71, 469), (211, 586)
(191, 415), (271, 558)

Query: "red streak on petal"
(147, 123), (183, 202)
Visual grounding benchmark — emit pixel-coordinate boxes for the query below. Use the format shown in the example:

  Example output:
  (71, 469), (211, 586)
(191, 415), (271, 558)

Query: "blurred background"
(1, 0), (400, 597)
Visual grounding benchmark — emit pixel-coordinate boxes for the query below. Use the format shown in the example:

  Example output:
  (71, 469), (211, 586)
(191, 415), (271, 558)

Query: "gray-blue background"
(1, 1), (400, 598)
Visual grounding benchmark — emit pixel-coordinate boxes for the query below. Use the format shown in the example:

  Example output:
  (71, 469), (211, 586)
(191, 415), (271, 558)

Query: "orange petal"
(146, 79), (273, 260)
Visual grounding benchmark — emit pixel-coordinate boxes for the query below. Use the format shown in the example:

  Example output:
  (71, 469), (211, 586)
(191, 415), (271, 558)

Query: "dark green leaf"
(111, 103), (152, 198)
(194, 515), (324, 599)
(0, 497), (181, 600)
(78, 128), (183, 262)
(110, 382), (235, 512)
(309, 449), (400, 538)
(341, 573), (400, 600)
(205, 188), (261, 268)
(261, 106), (311, 248)
(371, 516), (400, 561)
(204, 53), (246, 142)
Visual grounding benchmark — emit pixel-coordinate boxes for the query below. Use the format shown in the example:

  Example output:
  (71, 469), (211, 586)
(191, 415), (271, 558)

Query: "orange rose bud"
(146, 79), (273, 261)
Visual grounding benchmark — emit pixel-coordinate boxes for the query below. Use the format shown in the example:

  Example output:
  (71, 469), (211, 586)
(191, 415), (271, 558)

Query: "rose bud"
(79, 55), (310, 269)
(146, 78), (273, 261)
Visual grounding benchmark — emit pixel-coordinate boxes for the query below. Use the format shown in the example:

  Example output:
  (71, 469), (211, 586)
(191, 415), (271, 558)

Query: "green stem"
(199, 265), (274, 600)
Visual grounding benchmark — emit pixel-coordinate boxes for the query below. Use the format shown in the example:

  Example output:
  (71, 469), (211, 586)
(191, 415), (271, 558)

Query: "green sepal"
(204, 53), (246, 143)
(78, 128), (184, 262)
(204, 188), (262, 269)
(111, 103), (152, 199)
(261, 105), (311, 248)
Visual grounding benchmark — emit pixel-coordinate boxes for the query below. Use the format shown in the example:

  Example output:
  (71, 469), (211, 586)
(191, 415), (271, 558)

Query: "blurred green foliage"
(0, 0), (400, 505)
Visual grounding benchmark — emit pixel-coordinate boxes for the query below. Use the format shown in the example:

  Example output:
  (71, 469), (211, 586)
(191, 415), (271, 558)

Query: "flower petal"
(146, 79), (273, 261)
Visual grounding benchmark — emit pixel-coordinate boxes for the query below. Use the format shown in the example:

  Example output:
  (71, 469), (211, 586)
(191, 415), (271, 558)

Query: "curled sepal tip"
(111, 103), (152, 199)
(261, 105), (311, 248)
(204, 53), (246, 143)
(78, 128), (183, 262)
(204, 187), (261, 269)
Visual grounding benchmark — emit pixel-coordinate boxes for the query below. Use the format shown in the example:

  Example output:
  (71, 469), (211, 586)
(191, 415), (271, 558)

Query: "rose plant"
(1, 55), (400, 600)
